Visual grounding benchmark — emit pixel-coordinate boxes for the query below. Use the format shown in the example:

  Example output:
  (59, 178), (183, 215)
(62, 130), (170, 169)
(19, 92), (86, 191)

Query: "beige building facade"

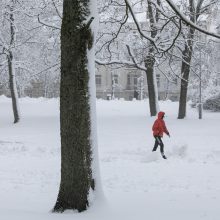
(95, 64), (180, 101)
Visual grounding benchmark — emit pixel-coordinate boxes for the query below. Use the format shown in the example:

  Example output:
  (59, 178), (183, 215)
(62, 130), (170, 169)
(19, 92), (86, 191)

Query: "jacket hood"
(157, 111), (165, 119)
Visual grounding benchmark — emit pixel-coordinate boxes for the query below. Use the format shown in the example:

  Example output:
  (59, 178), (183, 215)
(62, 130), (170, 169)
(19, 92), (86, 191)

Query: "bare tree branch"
(126, 44), (147, 71)
(51, 0), (62, 19)
(95, 58), (146, 71)
(37, 14), (61, 30)
(124, 0), (160, 51)
(165, 0), (220, 39)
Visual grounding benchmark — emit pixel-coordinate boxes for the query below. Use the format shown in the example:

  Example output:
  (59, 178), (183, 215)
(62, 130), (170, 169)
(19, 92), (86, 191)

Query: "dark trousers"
(152, 136), (164, 154)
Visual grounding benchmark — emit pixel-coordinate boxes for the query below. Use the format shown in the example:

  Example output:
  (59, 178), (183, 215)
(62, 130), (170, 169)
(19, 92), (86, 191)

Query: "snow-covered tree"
(0, 0), (21, 123)
(53, 0), (101, 212)
(96, 0), (182, 116)
(0, 0), (61, 121)
(96, 0), (220, 117)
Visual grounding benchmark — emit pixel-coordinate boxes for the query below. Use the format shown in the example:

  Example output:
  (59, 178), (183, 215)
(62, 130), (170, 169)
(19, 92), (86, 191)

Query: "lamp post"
(198, 48), (202, 119)
(111, 71), (115, 100)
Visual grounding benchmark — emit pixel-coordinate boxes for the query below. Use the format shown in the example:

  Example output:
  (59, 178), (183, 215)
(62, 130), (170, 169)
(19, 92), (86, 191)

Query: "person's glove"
(167, 132), (170, 137)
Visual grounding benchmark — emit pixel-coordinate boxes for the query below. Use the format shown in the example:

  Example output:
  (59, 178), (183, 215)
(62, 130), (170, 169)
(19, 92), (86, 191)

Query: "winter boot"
(161, 153), (167, 159)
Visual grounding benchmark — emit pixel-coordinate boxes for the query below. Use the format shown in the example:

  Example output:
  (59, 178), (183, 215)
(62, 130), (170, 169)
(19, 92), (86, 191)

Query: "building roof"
(128, 12), (147, 23)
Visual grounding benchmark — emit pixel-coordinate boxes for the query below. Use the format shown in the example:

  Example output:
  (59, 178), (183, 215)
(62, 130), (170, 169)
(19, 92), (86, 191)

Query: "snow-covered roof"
(128, 12), (147, 23)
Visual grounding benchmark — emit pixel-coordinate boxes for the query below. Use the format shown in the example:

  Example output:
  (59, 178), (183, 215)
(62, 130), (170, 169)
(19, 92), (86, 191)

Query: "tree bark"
(8, 1), (20, 124)
(178, 0), (205, 119)
(53, 0), (96, 213)
(7, 52), (20, 123)
(177, 0), (195, 119)
(144, 0), (159, 116)
(178, 41), (194, 119)
(145, 52), (157, 116)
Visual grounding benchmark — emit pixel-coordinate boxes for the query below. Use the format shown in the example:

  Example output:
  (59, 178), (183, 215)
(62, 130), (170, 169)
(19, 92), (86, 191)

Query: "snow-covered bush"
(203, 93), (220, 111)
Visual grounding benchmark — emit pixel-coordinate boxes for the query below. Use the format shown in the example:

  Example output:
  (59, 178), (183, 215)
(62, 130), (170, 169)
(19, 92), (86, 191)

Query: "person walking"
(152, 111), (170, 159)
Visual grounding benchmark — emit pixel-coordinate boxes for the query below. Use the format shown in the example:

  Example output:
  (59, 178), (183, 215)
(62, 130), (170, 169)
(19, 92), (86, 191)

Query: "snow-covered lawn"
(0, 96), (220, 220)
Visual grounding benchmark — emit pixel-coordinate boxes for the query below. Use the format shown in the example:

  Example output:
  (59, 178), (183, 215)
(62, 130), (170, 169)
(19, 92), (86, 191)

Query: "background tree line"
(0, 0), (220, 123)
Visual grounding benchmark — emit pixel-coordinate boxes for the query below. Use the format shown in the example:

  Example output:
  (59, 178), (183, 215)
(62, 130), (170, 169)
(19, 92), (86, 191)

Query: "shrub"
(203, 93), (220, 112)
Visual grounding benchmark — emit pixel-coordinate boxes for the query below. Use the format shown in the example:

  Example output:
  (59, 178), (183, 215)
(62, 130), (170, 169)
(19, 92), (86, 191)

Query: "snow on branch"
(162, 18), (182, 54)
(125, 44), (147, 71)
(124, 0), (158, 49)
(96, 6), (129, 59)
(51, 0), (62, 19)
(30, 62), (60, 78)
(199, 0), (218, 15)
(95, 58), (146, 71)
(165, 0), (220, 39)
(37, 14), (61, 30)
(0, 33), (9, 51)
(123, 0), (183, 53)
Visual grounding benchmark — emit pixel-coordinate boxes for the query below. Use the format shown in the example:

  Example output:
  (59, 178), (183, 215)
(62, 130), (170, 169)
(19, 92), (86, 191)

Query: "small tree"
(0, 0), (20, 123)
(177, 0), (219, 119)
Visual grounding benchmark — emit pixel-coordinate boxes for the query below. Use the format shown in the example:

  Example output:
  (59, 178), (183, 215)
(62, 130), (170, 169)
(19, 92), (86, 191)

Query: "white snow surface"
(0, 96), (220, 220)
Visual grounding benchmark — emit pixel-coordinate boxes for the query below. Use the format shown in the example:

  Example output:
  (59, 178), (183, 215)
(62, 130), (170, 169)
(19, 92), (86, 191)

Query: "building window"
(95, 75), (101, 87)
(134, 75), (138, 86)
(156, 74), (160, 87)
(113, 74), (118, 84)
(127, 74), (131, 86)
(216, 73), (220, 86)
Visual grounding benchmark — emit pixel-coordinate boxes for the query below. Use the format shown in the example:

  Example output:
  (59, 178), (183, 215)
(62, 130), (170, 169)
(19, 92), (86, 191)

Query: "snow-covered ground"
(0, 96), (220, 220)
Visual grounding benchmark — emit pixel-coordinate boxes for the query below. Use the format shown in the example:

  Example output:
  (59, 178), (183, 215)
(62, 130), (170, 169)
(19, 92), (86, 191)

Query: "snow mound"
(141, 145), (188, 162)
(169, 144), (188, 158)
(0, 95), (10, 103)
(0, 141), (27, 154)
(141, 151), (160, 163)
(205, 151), (220, 164)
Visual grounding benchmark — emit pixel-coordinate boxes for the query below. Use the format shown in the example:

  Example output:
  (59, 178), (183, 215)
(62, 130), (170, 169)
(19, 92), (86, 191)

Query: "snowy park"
(0, 96), (220, 220)
(1, 0), (220, 219)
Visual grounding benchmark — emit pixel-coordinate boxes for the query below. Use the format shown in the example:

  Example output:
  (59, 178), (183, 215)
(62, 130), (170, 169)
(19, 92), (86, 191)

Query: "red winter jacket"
(152, 111), (169, 137)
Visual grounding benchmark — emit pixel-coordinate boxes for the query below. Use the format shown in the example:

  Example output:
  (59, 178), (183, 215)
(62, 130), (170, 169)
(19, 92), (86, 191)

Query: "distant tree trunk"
(144, 0), (160, 116)
(178, 38), (194, 119)
(178, 0), (197, 119)
(44, 73), (48, 98)
(164, 77), (170, 100)
(177, 0), (209, 119)
(8, 1), (20, 123)
(111, 72), (115, 100)
(53, 0), (98, 213)
(145, 51), (157, 116)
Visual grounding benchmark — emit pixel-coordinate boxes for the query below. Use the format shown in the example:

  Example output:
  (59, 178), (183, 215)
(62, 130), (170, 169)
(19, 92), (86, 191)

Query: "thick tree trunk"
(53, 0), (97, 213)
(145, 53), (157, 116)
